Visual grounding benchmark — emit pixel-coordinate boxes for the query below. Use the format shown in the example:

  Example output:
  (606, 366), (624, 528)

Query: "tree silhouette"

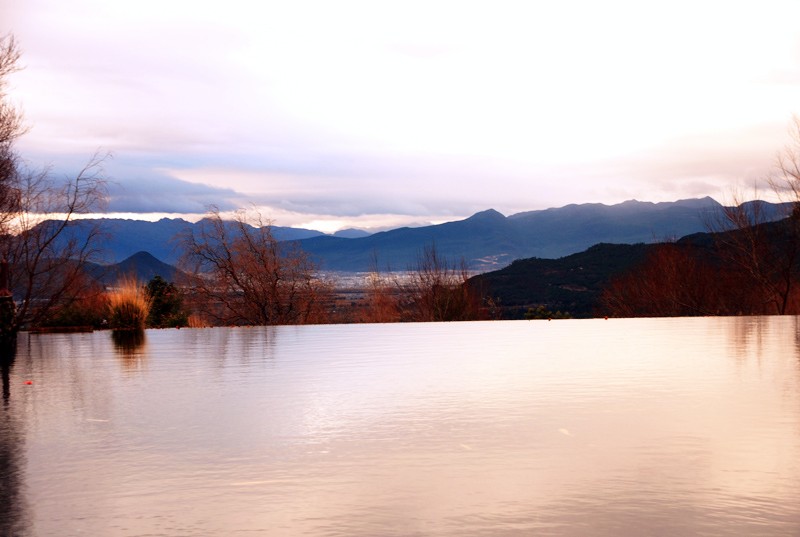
(180, 207), (331, 325)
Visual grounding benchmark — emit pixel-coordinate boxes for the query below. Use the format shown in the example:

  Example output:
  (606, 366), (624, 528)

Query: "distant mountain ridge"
(298, 197), (791, 271)
(57, 217), (331, 264)
(47, 197), (793, 273)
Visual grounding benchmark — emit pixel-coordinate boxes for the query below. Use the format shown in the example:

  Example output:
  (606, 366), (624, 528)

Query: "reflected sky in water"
(1, 316), (800, 536)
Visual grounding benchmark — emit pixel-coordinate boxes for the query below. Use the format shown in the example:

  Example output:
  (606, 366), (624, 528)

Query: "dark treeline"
(8, 210), (800, 330)
(600, 215), (800, 317)
(19, 250), (490, 330)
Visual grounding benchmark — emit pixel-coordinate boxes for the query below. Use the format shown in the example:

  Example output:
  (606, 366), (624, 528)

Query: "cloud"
(609, 123), (789, 199)
(7, 0), (800, 230)
(106, 174), (243, 214)
(97, 117), (795, 222)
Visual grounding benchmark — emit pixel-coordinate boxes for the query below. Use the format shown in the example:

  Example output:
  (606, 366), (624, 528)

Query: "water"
(2, 317), (800, 536)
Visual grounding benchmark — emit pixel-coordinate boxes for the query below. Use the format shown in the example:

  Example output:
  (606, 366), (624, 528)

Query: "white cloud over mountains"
(5, 0), (800, 229)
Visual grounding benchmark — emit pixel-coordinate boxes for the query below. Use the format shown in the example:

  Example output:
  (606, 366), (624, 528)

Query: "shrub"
(107, 278), (151, 330)
(43, 292), (109, 329)
(145, 275), (189, 328)
(186, 313), (210, 328)
(524, 305), (571, 320)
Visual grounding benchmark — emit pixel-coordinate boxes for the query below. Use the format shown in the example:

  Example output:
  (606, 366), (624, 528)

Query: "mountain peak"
(466, 208), (506, 222)
(122, 251), (161, 263)
(333, 228), (372, 239)
(664, 196), (721, 209)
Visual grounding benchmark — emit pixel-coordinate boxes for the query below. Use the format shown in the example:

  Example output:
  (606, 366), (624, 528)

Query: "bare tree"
(599, 242), (757, 317)
(706, 118), (800, 315)
(772, 115), (800, 210)
(360, 269), (401, 323)
(2, 157), (108, 330)
(180, 207), (331, 325)
(712, 200), (800, 314)
(399, 244), (484, 322)
(0, 36), (24, 229)
(1, 36), (108, 337)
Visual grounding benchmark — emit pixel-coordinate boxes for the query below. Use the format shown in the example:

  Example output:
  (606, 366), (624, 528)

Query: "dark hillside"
(475, 215), (800, 319)
(471, 243), (652, 318)
(86, 251), (185, 285)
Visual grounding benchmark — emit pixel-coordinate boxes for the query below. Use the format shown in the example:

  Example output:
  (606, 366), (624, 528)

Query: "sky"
(3, 0), (800, 232)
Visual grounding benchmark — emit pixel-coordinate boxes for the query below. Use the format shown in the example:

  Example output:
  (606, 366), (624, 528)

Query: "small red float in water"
(24, 380), (33, 385)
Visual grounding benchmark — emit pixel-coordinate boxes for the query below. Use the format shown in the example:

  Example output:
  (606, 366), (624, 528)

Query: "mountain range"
(55, 197), (791, 273)
(297, 197), (732, 271)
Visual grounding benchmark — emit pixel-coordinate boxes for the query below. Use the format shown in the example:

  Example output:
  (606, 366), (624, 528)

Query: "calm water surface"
(2, 317), (800, 536)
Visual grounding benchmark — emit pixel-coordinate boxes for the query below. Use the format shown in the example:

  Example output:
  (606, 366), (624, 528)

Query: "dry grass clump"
(107, 278), (151, 330)
(187, 313), (210, 328)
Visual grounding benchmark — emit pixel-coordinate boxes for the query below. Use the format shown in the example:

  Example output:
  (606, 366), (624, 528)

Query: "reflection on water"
(2, 317), (800, 536)
(111, 329), (148, 371)
(1, 355), (10, 404)
(0, 354), (31, 537)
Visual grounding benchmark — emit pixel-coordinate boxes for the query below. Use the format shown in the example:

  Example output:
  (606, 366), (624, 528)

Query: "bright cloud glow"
(4, 0), (800, 230)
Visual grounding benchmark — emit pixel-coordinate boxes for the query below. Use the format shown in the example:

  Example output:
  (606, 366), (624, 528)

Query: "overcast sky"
(4, 0), (800, 231)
